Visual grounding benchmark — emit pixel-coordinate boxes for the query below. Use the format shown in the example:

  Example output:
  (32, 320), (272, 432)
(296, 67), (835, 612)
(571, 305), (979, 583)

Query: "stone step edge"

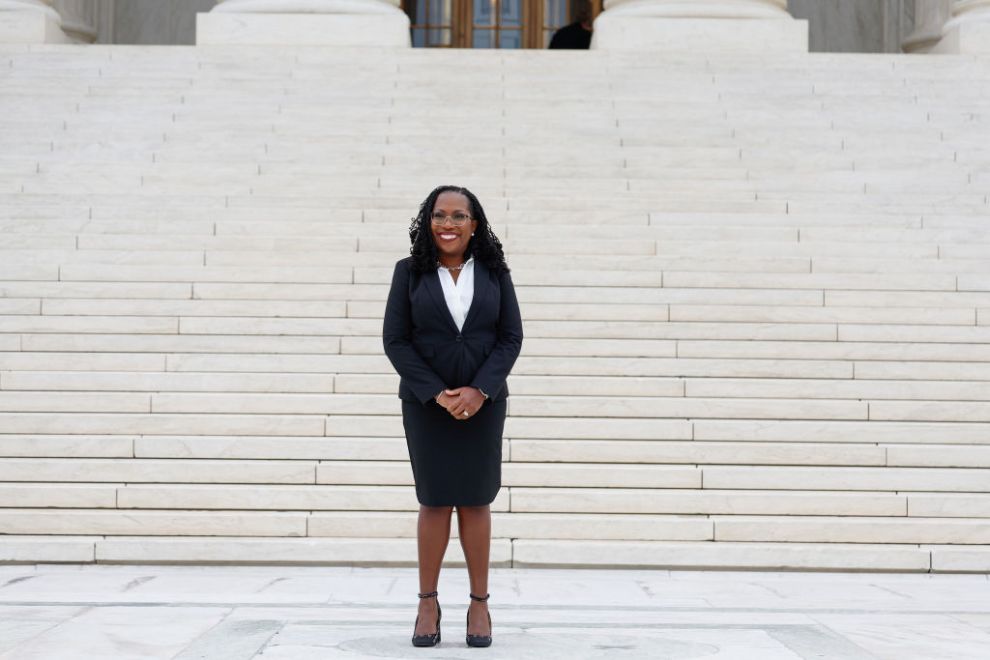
(2, 535), (987, 572)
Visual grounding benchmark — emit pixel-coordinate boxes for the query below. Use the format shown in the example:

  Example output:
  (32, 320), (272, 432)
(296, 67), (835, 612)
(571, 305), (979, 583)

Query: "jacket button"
(456, 335), (463, 342)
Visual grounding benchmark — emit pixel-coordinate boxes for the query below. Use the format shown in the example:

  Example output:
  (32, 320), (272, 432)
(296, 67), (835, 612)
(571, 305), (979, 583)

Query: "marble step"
(9, 457), (974, 492)
(0, 535), (99, 563)
(0, 392), (916, 421)
(12, 190), (984, 213)
(9, 77), (978, 99)
(19, 175), (988, 201)
(0, 372), (342, 394)
(0, 477), (982, 518)
(23, 123), (843, 139)
(7, 211), (977, 238)
(15, 334), (346, 354)
(312, 460), (990, 491)
(0, 457), (319, 484)
(3, 533), (980, 571)
(517, 488), (990, 518)
(511, 539), (983, 572)
(2, 504), (988, 546)
(0, 508), (310, 537)
(6, 190), (976, 211)
(34, 233), (964, 259)
(0, 508), (709, 542)
(11, 130), (986, 148)
(0, 429), (987, 463)
(27, 174), (974, 198)
(0, 263), (966, 294)
(13, 105), (975, 127)
(0, 482), (910, 517)
(0, 435), (137, 458)
(48, 298), (977, 328)
(18, 218), (986, 244)
(0, 351), (869, 378)
(7, 319), (897, 345)
(124, 484), (908, 517)
(4, 83), (982, 105)
(0, 482), (120, 507)
(712, 515), (990, 544)
(699, 465), (990, 491)
(84, 535), (514, 567)
(7, 370), (989, 403)
(693, 419), (990, 444)
(511, 487), (906, 515)
(3, 42), (989, 569)
(44, 255), (990, 280)
(0, 410), (334, 435)
(3, 505), (986, 546)
(511, 440), (990, 468)
(0, 413), (990, 444)
(3, 269), (960, 293)
(314, 336), (990, 361)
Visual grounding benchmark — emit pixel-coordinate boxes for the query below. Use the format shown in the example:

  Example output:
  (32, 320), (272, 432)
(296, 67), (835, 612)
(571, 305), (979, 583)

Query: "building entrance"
(402, 0), (599, 49)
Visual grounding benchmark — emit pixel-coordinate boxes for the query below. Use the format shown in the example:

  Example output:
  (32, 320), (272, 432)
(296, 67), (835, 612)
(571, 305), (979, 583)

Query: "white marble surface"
(592, 16), (809, 52)
(0, 565), (988, 659)
(2, 44), (990, 572)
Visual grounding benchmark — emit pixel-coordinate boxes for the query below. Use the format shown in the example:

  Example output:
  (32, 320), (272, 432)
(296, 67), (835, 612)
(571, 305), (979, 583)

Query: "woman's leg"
(416, 504), (453, 635)
(456, 504), (492, 635)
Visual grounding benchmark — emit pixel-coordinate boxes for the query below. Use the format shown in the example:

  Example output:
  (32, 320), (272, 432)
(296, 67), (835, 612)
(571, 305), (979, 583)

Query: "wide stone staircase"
(1, 44), (989, 572)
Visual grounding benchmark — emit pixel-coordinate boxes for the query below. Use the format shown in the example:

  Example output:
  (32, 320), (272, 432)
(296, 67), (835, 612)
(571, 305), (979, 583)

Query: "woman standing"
(383, 185), (523, 648)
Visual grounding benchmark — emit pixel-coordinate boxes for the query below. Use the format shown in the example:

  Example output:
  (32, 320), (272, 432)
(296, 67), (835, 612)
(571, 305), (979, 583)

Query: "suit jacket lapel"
(461, 259), (487, 331)
(425, 267), (461, 334)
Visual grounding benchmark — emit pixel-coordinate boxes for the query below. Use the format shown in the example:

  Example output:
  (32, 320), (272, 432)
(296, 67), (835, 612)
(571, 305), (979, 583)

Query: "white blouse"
(437, 256), (475, 332)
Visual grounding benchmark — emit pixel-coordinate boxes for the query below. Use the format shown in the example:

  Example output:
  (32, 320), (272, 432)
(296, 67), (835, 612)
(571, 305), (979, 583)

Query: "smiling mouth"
(437, 232), (459, 241)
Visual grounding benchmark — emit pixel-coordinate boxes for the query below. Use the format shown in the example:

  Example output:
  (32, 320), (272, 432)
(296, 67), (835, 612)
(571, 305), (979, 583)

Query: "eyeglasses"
(430, 212), (472, 226)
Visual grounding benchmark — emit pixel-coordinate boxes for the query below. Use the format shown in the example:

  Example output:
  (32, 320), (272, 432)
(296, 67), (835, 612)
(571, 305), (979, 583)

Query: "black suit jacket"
(383, 256), (523, 405)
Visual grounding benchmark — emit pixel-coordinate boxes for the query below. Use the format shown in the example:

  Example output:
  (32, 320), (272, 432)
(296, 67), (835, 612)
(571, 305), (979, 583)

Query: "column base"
(931, 21), (990, 54)
(591, 16), (808, 52)
(196, 12), (410, 46)
(0, 11), (72, 44)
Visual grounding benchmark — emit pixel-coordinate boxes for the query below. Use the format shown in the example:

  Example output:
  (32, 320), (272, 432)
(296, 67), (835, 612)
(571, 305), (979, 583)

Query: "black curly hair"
(407, 185), (509, 275)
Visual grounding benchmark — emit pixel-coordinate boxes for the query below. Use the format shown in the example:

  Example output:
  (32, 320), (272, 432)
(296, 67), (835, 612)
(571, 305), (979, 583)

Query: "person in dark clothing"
(549, 1), (593, 49)
(384, 185), (522, 650)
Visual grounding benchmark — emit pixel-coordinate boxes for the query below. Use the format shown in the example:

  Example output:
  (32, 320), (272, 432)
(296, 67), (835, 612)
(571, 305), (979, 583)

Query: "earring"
(471, 233), (475, 236)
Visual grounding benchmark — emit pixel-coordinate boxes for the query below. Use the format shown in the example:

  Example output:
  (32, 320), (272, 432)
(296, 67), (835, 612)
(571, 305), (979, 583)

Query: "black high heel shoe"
(412, 591), (441, 647)
(465, 592), (492, 648)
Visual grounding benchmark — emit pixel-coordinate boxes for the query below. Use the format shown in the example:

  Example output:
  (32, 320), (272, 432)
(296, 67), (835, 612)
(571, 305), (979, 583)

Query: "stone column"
(932, 0), (990, 53)
(53, 0), (98, 42)
(902, 0), (952, 52)
(592, 0), (808, 52)
(0, 0), (71, 42)
(196, 0), (410, 46)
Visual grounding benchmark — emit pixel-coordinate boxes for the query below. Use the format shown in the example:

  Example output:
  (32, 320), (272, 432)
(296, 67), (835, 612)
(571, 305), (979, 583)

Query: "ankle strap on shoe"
(418, 591), (438, 599)
(469, 593), (489, 602)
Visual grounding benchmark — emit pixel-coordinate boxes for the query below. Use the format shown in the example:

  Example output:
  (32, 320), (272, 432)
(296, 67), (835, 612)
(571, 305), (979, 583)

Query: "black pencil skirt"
(402, 398), (506, 507)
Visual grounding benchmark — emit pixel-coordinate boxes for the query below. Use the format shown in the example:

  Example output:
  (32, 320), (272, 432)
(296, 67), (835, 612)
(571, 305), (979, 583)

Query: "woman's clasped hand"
(436, 386), (486, 419)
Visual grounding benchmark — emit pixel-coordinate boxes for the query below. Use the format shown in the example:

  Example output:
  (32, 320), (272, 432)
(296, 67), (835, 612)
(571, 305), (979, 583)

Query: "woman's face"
(430, 191), (478, 262)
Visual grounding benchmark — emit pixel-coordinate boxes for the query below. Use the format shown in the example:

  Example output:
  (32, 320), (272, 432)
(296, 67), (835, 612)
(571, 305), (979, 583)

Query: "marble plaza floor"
(0, 564), (988, 660)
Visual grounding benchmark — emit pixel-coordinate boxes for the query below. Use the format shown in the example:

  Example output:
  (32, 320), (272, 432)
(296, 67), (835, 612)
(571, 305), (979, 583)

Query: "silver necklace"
(438, 261), (467, 271)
